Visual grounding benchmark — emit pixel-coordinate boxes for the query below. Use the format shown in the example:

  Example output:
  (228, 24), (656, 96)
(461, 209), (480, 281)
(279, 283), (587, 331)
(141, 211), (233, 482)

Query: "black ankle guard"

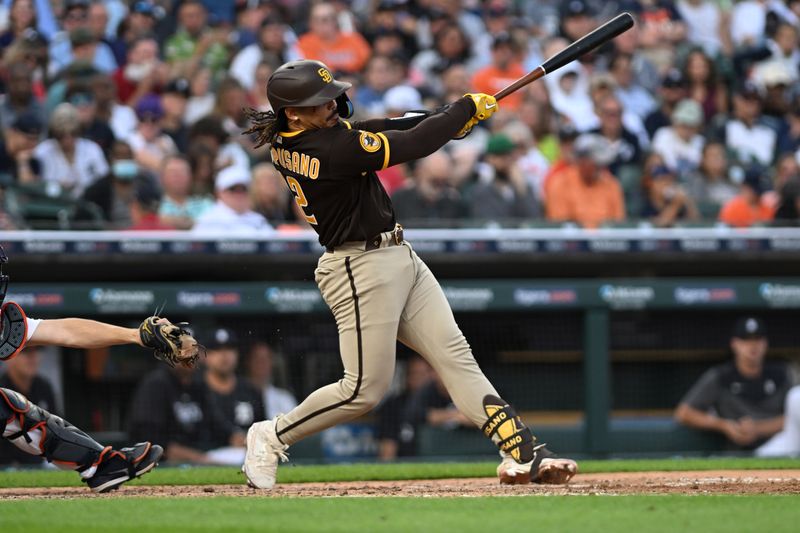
(482, 395), (535, 463)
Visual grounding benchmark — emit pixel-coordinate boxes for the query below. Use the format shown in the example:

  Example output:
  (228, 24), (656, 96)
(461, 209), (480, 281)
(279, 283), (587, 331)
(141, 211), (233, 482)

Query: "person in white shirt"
(192, 166), (273, 234)
(32, 103), (108, 198)
(247, 341), (298, 420)
(229, 16), (300, 91)
(652, 99), (705, 177)
(725, 81), (776, 167)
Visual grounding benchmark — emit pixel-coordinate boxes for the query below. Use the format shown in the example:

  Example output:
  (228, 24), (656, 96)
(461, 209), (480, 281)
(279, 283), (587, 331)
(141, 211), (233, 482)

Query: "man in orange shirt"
(546, 134), (625, 228)
(296, 2), (371, 75)
(471, 33), (526, 112)
(719, 168), (775, 227)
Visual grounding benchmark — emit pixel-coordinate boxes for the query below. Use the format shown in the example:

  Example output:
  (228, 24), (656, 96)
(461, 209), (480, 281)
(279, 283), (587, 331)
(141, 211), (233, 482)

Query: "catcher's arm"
(27, 318), (141, 349)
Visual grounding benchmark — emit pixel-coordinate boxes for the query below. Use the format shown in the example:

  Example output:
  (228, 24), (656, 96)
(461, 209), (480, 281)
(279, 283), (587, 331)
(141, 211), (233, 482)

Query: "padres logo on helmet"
(318, 68), (332, 83)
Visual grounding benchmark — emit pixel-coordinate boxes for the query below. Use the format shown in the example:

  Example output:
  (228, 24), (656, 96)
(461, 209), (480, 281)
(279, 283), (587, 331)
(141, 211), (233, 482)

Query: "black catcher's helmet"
(267, 60), (354, 121)
(0, 245), (8, 309)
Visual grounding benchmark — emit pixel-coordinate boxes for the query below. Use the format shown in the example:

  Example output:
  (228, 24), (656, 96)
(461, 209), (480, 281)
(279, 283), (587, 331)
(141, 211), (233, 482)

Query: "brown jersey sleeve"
(330, 98), (475, 174)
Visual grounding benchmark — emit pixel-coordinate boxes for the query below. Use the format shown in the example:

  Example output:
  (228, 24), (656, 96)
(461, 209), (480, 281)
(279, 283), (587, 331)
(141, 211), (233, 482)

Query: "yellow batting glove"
(464, 93), (498, 121)
(455, 117), (478, 139)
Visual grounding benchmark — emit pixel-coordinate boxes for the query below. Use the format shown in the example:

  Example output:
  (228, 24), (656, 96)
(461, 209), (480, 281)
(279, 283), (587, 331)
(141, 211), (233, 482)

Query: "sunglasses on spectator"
(226, 184), (249, 193)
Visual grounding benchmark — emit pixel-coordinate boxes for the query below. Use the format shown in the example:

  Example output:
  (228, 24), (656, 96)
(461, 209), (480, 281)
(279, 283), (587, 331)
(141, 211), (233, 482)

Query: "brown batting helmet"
(267, 60), (354, 119)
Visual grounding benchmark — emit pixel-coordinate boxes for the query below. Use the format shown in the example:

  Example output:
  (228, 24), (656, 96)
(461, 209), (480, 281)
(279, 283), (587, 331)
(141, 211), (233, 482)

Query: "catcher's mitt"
(139, 316), (204, 368)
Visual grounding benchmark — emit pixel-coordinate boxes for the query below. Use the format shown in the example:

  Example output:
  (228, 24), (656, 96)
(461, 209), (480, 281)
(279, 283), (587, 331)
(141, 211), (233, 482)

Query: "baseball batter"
(0, 245), (200, 492)
(242, 60), (577, 489)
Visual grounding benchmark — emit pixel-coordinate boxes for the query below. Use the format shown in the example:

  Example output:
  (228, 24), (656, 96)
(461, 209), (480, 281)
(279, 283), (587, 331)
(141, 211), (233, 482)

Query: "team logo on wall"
(318, 68), (332, 83)
(359, 131), (382, 153)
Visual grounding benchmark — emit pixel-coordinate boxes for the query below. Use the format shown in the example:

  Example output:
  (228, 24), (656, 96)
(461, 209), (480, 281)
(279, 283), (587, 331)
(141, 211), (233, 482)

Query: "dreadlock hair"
(243, 107), (281, 148)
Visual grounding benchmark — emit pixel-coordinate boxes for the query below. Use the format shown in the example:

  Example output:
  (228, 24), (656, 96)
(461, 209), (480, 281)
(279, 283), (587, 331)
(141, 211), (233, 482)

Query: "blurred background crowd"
(2, 0), (800, 230)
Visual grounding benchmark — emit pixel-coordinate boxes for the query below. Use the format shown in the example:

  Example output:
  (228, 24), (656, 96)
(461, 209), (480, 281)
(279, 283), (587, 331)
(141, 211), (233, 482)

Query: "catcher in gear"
(242, 60), (577, 489)
(0, 246), (200, 492)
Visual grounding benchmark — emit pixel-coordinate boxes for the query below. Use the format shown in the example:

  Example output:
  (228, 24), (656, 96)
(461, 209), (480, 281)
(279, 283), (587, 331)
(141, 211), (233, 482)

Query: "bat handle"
(493, 66), (546, 102)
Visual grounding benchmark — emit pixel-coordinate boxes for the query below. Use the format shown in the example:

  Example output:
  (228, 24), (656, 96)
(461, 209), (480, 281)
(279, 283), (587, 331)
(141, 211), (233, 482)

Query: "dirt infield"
(1, 470), (799, 499)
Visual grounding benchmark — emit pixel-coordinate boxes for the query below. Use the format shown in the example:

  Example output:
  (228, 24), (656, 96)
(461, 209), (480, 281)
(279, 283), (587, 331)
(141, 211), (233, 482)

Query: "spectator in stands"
(586, 72), (649, 151)
(82, 140), (140, 226)
(165, 0), (229, 80)
(201, 327), (265, 434)
(48, 0), (116, 76)
(0, 111), (42, 186)
(374, 355), (433, 460)
(128, 93), (178, 175)
(67, 83), (114, 155)
(546, 134), (625, 228)
(682, 48), (728, 122)
(127, 177), (173, 231)
(0, 347), (58, 466)
(108, 1), (157, 67)
(112, 35), (168, 107)
(589, 92), (643, 177)
(2, 29), (49, 98)
(157, 154), (213, 230)
(246, 60), (274, 113)
(0, 0), (40, 53)
(772, 180), (800, 226)
(184, 67), (216, 125)
(471, 32), (526, 112)
(675, 316), (792, 450)
(296, 2), (370, 75)
(364, 1), (418, 61)
(192, 165), (272, 234)
(392, 150), (467, 226)
(542, 124), (579, 202)
(160, 78), (191, 153)
(609, 11), (659, 94)
(503, 120), (550, 200)
(632, 0), (687, 72)
(229, 15), (299, 91)
(641, 164), (700, 227)
(645, 68), (688, 139)
(411, 21), (476, 96)
(33, 102), (108, 198)
(685, 142), (739, 216)
(676, 0), (730, 58)
(724, 81), (776, 167)
(247, 341), (298, 421)
(405, 370), (472, 431)
(355, 54), (406, 117)
(129, 361), (246, 464)
(249, 163), (294, 226)
(213, 77), (249, 142)
(0, 61), (46, 131)
(651, 99), (705, 177)
(91, 72), (137, 142)
(719, 166), (776, 227)
(468, 134), (539, 223)
(187, 115), (249, 175)
(609, 52), (656, 120)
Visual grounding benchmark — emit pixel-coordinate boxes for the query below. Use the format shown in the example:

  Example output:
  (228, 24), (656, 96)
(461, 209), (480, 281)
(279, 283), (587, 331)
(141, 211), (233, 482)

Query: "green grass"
(2, 496), (799, 533)
(1, 456), (799, 489)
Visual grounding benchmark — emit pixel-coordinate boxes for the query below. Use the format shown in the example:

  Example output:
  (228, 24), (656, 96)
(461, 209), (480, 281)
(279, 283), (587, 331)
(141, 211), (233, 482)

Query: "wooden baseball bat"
(494, 12), (635, 101)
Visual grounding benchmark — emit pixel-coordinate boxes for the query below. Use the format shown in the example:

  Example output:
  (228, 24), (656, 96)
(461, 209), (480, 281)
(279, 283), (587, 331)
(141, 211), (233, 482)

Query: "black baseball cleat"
(84, 442), (163, 493)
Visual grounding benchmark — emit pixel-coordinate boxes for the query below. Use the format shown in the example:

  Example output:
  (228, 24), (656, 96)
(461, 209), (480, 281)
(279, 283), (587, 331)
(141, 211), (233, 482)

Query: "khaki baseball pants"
(275, 236), (499, 445)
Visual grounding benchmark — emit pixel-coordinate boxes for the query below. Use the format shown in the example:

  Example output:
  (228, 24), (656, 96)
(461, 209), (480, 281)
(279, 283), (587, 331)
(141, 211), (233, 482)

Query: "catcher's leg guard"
(0, 302), (28, 361)
(0, 388), (106, 476)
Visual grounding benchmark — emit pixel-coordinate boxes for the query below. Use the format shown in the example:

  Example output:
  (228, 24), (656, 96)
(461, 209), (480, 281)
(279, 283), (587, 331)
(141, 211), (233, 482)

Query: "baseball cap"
(661, 68), (685, 89)
(11, 112), (43, 136)
(383, 85), (423, 112)
(558, 122), (579, 140)
(574, 134), (615, 166)
(561, 0), (591, 18)
(589, 72), (617, 91)
(164, 78), (191, 98)
(742, 166), (766, 194)
(486, 133), (516, 155)
(215, 166), (251, 191)
(135, 93), (164, 120)
(671, 99), (703, 127)
(131, 1), (155, 16)
(733, 316), (767, 339)
(134, 179), (162, 210)
(64, 0), (90, 11)
(203, 327), (239, 350)
(650, 165), (674, 179)
(736, 80), (763, 100)
(491, 32), (514, 49)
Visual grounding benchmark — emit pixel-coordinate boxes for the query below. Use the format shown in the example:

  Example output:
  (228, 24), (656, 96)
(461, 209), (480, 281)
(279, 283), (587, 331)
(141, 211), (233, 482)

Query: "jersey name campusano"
(271, 120), (396, 249)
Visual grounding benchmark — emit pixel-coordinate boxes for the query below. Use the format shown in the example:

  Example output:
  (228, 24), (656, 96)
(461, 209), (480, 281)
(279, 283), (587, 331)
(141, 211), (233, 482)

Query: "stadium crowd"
(1, 0), (800, 230)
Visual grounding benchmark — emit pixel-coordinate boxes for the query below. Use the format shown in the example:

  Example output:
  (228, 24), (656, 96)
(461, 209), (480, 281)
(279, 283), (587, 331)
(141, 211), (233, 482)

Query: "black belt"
(326, 226), (404, 253)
